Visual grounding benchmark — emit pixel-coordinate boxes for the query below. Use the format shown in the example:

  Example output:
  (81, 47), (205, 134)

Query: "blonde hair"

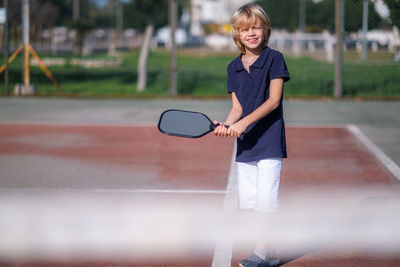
(231, 3), (271, 54)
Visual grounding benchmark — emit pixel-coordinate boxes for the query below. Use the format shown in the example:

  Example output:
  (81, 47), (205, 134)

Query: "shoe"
(239, 253), (270, 267)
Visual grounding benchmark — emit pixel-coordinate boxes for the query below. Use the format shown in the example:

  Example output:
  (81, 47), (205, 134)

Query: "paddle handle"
(210, 122), (229, 131)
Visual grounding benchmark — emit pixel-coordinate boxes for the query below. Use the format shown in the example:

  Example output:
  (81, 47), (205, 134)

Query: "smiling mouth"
(247, 38), (258, 44)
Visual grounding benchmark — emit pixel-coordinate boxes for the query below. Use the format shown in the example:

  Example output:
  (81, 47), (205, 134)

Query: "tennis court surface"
(0, 98), (399, 266)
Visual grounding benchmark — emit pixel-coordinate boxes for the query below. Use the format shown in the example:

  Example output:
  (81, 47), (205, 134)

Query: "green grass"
(1, 49), (399, 98)
(343, 62), (400, 97)
(284, 57), (334, 96)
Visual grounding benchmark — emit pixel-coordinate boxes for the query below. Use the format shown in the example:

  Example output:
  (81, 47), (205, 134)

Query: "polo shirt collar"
(252, 46), (270, 68)
(233, 46), (271, 72)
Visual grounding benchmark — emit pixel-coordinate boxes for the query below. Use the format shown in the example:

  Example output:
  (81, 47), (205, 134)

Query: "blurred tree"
(256, 0), (300, 31)
(123, 0), (169, 31)
(306, 0), (335, 32)
(91, 1), (114, 28)
(256, 0), (385, 33)
(30, 1), (60, 43)
(122, 0), (186, 32)
(383, 0), (400, 29)
(66, 19), (94, 55)
(0, 0), (21, 44)
(0, 0), (97, 44)
(120, 0), (186, 92)
(344, 0), (385, 32)
(50, 0), (73, 24)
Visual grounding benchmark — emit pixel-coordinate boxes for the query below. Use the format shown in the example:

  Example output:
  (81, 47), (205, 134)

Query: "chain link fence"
(0, 0), (399, 98)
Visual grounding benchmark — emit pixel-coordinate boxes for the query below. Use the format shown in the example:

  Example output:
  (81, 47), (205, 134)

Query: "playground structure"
(0, 0), (63, 96)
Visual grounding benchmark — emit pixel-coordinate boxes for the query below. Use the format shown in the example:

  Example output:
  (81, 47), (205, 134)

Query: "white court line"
(212, 143), (238, 267)
(347, 124), (400, 181)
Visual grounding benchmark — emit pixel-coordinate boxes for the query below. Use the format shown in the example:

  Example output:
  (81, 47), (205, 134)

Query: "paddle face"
(158, 109), (216, 138)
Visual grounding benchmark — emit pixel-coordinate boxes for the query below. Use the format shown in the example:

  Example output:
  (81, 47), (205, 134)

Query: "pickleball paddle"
(158, 109), (227, 138)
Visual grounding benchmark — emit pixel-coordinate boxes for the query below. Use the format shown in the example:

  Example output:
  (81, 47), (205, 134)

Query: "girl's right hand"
(213, 121), (229, 138)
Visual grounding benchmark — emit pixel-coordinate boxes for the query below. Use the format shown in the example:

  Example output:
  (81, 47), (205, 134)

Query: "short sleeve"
(270, 52), (290, 83)
(227, 62), (235, 93)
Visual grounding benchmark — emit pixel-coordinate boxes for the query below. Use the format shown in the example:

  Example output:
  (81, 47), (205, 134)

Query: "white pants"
(237, 158), (282, 213)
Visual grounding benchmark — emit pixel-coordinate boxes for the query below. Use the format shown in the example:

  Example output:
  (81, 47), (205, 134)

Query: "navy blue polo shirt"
(227, 46), (290, 162)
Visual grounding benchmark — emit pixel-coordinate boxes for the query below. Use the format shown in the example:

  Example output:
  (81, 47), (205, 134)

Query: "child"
(214, 3), (290, 267)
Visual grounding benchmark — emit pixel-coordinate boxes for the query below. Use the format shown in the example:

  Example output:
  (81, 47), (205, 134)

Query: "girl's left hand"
(227, 119), (248, 137)
(213, 121), (229, 137)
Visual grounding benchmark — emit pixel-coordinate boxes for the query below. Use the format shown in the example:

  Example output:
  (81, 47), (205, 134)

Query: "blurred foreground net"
(0, 186), (399, 261)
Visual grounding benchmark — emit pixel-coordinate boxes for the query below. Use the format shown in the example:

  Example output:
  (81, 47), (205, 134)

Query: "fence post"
(298, 0), (306, 53)
(169, 0), (178, 96)
(4, 0), (9, 95)
(335, 0), (344, 98)
(116, 0), (123, 42)
(73, 0), (80, 20)
(23, 0), (30, 88)
(14, 0), (35, 95)
(361, 0), (369, 61)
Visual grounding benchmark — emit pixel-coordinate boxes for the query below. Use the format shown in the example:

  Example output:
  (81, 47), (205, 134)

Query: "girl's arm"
(227, 78), (284, 137)
(214, 92), (242, 137)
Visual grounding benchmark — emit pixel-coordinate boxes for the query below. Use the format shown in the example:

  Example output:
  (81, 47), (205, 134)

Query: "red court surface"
(0, 124), (399, 266)
(0, 124), (233, 190)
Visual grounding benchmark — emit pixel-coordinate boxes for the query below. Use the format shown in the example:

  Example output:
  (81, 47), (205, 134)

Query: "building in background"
(190, 0), (252, 37)
(187, 0), (251, 50)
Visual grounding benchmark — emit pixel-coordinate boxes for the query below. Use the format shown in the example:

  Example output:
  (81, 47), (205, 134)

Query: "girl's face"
(238, 18), (264, 53)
